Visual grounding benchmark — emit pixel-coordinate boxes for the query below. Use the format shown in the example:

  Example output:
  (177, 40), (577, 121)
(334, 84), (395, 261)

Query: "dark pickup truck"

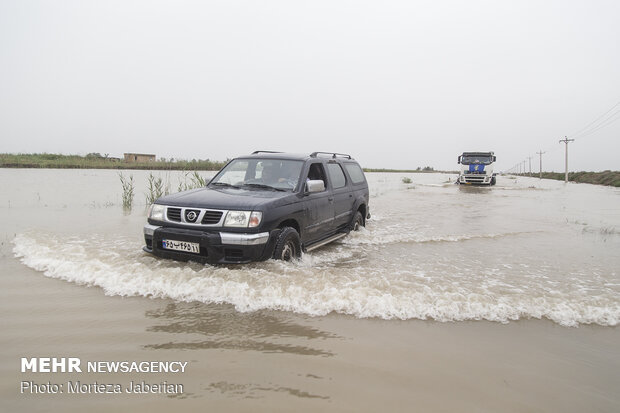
(143, 151), (370, 264)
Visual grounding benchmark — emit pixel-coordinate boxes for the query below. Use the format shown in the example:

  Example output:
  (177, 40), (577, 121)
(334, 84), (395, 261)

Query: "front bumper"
(143, 224), (278, 264)
(459, 174), (492, 185)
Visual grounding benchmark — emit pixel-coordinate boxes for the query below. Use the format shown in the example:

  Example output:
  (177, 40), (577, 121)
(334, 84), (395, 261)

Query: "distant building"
(124, 153), (156, 163)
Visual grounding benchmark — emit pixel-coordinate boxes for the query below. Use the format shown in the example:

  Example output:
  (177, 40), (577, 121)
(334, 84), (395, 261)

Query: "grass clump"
(146, 173), (169, 205)
(401, 177), (412, 184)
(178, 171), (209, 192)
(118, 172), (135, 210)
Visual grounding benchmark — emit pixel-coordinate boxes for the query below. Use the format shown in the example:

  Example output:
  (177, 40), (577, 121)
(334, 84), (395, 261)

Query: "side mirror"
(492, 156), (497, 162)
(306, 179), (325, 193)
(457, 156), (462, 164)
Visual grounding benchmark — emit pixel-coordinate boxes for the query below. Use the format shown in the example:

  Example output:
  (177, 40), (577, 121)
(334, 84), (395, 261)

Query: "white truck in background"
(457, 152), (497, 185)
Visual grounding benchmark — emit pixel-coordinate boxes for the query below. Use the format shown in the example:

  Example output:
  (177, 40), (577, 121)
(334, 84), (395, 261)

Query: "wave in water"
(12, 232), (620, 327)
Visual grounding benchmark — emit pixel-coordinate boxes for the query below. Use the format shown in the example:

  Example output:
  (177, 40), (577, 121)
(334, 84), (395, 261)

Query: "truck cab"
(457, 152), (497, 185)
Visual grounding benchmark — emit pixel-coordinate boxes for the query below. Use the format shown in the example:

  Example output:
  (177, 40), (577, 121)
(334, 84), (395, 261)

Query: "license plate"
(162, 239), (200, 254)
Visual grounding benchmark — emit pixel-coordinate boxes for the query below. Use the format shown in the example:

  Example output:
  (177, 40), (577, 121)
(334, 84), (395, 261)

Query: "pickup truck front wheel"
(273, 227), (301, 261)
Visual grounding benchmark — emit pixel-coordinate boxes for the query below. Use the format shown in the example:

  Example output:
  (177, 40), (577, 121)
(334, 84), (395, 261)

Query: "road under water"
(7, 169), (620, 326)
(1, 169), (619, 412)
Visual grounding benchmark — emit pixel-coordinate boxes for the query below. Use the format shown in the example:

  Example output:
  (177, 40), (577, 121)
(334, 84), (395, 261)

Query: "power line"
(569, 99), (620, 140)
(572, 111), (620, 140)
(507, 100), (620, 176)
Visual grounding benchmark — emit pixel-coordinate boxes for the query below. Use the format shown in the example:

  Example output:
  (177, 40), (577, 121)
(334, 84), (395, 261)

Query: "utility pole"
(522, 160), (526, 175)
(527, 156), (532, 176)
(559, 137), (575, 183)
(536, 150), (545, 179)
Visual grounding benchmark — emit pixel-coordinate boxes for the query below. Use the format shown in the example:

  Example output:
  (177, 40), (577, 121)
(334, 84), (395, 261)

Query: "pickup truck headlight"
(148, 204), (165, 221)
(224, 211), (262, 228)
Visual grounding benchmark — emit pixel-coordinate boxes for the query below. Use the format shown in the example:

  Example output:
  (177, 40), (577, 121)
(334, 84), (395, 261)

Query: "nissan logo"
(186, 211), (198, 222)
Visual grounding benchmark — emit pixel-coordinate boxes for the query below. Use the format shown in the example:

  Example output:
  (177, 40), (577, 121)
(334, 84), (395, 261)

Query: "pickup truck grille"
(163, 206), (225, 226)
(202, 210), (223, 224)
(167, 207), (182, 221)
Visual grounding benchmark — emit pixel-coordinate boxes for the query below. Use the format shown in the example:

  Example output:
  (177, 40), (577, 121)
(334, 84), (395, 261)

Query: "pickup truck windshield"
(210, 158), (304, 191)
(461, 156), (493, 165)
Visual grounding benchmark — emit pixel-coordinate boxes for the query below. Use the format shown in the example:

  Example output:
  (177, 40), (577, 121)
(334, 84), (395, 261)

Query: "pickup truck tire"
(273, 227), (301, 261)
(350, 211), (364, 232)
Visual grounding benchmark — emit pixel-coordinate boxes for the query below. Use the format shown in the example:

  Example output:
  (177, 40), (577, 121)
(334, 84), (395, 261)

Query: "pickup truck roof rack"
(310, 152), (352, 159)
(252, 151), (283, 155)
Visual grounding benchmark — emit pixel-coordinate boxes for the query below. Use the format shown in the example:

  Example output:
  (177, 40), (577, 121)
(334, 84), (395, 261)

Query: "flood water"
(1, 169), (619, 412)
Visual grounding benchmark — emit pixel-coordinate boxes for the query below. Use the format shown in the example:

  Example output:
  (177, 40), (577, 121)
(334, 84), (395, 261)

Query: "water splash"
(12, 232), (620, 327)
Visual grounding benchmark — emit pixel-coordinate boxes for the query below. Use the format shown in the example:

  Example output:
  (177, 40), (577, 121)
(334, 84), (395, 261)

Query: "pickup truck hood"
(155, 186), (295, 210)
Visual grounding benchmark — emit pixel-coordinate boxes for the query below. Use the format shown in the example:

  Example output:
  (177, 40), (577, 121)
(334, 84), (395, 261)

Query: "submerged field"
(3, 169), (619, 326)
(1, 170), (619, 412)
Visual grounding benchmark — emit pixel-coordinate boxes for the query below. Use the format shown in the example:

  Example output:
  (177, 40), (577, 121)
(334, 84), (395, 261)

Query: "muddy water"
(1, 169), (619, 412)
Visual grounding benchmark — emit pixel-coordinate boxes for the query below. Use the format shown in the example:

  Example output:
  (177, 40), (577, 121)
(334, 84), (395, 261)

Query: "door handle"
(328, 197), (334, 202)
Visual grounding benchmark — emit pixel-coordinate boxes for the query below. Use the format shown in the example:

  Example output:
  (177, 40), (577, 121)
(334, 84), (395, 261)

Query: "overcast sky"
(1, 0), (619, 171)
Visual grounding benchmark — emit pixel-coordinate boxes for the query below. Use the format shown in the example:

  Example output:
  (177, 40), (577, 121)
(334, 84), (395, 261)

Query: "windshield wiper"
(242, 183), (286, 192)
(210, 182), (241, 189)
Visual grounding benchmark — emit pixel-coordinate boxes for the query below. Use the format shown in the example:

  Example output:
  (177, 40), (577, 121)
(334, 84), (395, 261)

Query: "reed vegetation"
(178, 171), (209, 192)
(118, 172), (135, 210)
(0, 153), (226, 171)
(146, 173), (168, 205)
(518, 171), (620, 187)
